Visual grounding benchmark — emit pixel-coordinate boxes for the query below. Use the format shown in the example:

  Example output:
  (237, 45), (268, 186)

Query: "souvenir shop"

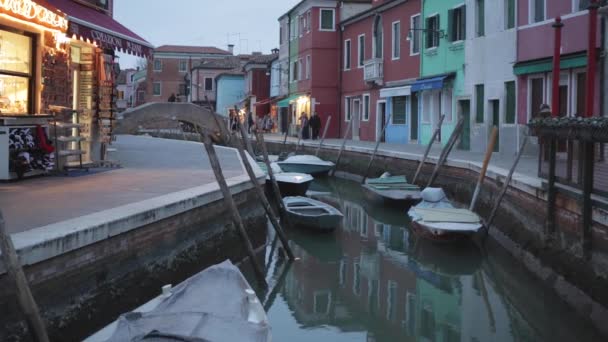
(0, 0), (152, 180)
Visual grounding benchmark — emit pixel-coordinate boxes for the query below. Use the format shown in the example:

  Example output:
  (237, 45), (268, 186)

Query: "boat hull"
(287, 212), (342, 232)
(265, 178), (313, 197)
(362, 184), (421, 206)
(277, 163), (333, 177)
(410, 220), (481, 243)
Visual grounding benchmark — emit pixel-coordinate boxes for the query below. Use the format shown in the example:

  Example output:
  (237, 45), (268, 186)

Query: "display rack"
(49, 106), (88, 173)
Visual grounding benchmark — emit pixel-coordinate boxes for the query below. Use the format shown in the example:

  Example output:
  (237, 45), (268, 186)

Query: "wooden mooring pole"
(470, 126), (499, 211)
(0, 210), (50, 342)
(426, 116), (465, 188)
(201, 133), (268, 287)
(581, 142), (595, 260)
(232, 128), (295, 261)
(315, 116), (332, 157)
(546, 139), (558, 238)
(362, 114), (392, 184)
(235, 106), (256, 157)
(331, 119), (354, 177)
(412, 115), (445, 184)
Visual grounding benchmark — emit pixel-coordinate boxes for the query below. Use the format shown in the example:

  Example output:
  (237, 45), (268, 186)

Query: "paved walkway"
(264, 134), (540, 180)
(0, 135), (244, 234)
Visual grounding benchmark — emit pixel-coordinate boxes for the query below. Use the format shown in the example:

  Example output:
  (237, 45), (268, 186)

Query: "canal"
(253, 177), (604, 342)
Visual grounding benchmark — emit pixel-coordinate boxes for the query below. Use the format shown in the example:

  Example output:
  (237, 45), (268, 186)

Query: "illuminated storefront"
(277, 94), (311, 136)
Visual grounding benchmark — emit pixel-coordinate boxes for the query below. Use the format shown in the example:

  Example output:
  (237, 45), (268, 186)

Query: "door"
(352, 99), (361, 140)
(410, 93), (419, 142)
(280, 107), (289, 133)
(459, 100), (471, 150)
(376, 101), (386, 142)
(490, 99), (500, 152)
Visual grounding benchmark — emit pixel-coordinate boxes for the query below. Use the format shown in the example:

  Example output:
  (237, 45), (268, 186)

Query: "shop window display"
(0, 29), (33, 115)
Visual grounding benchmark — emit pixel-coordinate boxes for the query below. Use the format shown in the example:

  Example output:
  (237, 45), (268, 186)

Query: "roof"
(243, 54), (278, 69)
(193, 56), (243, 70)
(280, 0), (371, 18)
(155, 45), (231, 55)
(340, 0), (404, 26)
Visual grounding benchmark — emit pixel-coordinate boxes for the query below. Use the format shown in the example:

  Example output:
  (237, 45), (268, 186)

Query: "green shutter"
(447, 9), (454, 42)
(477, 0), (485, 37)
(507, 0), (515, 29)
(476, 84), (484, 123)
(461, 6), (467, 40)
(505, 81), (516, 124)
(425, 17), (432, 48)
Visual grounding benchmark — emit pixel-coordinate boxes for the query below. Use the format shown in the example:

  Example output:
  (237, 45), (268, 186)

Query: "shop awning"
(277, 94), (301, 107)
(513, 53), (587, 76)
(380, 86), (411, 98)
(48, 0), (154, 57)
(411, 75), (450, 92)
(254, 98), (273, 106)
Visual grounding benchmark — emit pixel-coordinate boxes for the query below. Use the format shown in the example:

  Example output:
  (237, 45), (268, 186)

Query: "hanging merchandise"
(36, 124), (55, 153)
(8, 126), (55, 178)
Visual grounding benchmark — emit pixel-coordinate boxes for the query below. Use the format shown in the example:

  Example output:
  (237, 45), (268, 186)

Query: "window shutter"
(425, 17), (432, 48)
(447, 9), (454, 42)
(505, 81), (515, 124)
(436, 14), (440, 47)
(461, 7), (467, 40)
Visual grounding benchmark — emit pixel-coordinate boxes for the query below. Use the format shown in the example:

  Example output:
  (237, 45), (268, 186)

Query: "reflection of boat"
(257, 162), (314, 196)
(288, 227), (343, 262)
(85, 260), (270, 342)
(284, 196), (343, 231)
(277, 155), (335, 177)
(411, 238), (482, 276)
(408, 188), (483, 242)
(362, 174), (421, 205)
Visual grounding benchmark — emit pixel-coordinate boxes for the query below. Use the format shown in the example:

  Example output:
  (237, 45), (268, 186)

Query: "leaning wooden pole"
(486, 136), (529, 228)
(201, 133), (267, 287)
(235, 106), (256, 157)
(362, 114), (392, 184)
(412, 115), (445, 184)
(470, 126), (499, 211)
(315, 116), (332, 157)
(233, 129), (295, 261)
(331, 119), (354, 177)
(0, 210), (50, 342)
(426, 116), (465, 188)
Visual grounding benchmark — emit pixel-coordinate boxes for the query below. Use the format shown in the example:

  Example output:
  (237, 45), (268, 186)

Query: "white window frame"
(307, 11), (312, 33)
(425, 14), (440, 50)
(451, 4), (466, 43)
(527, 74), (546, 121)
(358, 34), (365, 68)
(298, 58), (303, 81)
(345, 96), (352, 121)
(153, 59), (162, 72)
(475, 0), (485, 37)
(528, 0), (547, 24)
(572, 68), (587, 116)
(363, 94), (370, 121)
(410, 14), (421, 56)
(505, 0), (517, 30)
(573, 0), (591, 12)
(372, 16), (383, 59)
(319, 8), (336, 31)
(204, 77), (213, 91)
(392, 96), (408, 125)
(153, 81), (161, 96)
(344, 39), (352, 70)
(392, 21), (401, 60)
(306, 55), (311, 80)
(178, 60), (187, 72)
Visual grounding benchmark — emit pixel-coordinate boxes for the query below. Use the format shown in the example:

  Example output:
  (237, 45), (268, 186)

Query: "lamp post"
(551, 17), (563, 117)
(586, 0), (600, 117)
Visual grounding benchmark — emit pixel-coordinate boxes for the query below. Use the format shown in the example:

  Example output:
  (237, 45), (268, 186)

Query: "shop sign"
(70, 22), (151, 57)
(0, 0), (68, 31)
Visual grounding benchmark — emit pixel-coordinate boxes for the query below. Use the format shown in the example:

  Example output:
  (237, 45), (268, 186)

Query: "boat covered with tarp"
(362, 174), (421, 204)
(277, 155), (335, 177)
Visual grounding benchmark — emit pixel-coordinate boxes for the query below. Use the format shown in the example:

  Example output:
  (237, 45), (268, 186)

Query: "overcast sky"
(114, 0), (301, 69)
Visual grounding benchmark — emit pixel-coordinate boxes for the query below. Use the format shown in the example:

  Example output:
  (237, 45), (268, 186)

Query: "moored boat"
(277, 155), (335, 177)
(257, 162), (314, 196)
(85, 260), (271, 342)
(408, 188), (483, 242)
(362, 173), (421, 205)
(284, 196), (343, 231)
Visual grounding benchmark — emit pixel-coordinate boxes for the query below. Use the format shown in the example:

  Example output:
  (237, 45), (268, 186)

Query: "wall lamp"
(406, 28), (446, 41)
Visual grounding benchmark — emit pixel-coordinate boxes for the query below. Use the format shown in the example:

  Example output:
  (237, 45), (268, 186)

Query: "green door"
(491, 99), (500, 152)
(459, 100), (471, 150)
(410, 94), (419, 141)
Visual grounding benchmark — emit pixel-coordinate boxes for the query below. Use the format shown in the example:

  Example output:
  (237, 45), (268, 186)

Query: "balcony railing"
(363, 58), (383, 83)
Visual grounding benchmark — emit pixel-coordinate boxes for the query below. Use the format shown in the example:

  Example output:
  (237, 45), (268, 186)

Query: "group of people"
(229, 111), (275, 134)
(299, 112), (322, 140)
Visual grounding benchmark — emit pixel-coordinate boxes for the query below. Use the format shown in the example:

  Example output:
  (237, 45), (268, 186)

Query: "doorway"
(352, 98), (361, 141)
(280, 107), (289, 133)
(458, 100), (471, 151)
(490, 99), (500, 152)
(376, 101), (386, 142)
(410, 93), (419, 142)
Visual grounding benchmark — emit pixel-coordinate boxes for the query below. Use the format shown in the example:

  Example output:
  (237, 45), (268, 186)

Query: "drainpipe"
(599, 3), (607, 117)
(551, 17), (563, 117)
(586, 1), (600, 117)
(338, 23), (343, 138)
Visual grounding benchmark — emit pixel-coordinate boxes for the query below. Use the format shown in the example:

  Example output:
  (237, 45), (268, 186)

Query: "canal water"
(253, 177), (604, 342)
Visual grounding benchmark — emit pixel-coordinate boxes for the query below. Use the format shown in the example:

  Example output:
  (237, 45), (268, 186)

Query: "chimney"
(271, 48), (279, 54)
(228, 44), (235, 55)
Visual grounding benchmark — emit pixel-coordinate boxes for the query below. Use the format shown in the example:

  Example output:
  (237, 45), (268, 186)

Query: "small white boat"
(362, 173), (421, 205)
(85, 260), (271, 342)
(277, 155), (335, 177)
(284, 196), (343, 231)
(408, 188), (483, 242)
(257, 162), (314, 196)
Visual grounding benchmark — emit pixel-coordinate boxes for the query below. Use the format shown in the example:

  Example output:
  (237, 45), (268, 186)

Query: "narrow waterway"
(254, 177), (604, 342)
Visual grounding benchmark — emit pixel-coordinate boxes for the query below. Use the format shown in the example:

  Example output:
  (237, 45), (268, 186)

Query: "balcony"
(363, 58), (383, 84)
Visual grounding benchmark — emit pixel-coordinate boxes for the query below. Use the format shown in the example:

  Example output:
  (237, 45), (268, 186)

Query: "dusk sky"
(114, 0), (301, 69)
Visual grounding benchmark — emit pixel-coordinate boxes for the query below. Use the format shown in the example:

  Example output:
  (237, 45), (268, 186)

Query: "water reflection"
(264, 178), (603, 342)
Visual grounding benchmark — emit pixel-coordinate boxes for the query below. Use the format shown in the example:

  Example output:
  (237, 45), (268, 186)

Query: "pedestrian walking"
(309, 112), (322, 140)
(299, 112), (310, 140)
(247, 112), (255, 134)
(168, 93), (176, 102)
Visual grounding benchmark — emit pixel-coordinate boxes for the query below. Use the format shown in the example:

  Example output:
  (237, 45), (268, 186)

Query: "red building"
(243, 53), (278, 119)
(340, 0), (421, 142)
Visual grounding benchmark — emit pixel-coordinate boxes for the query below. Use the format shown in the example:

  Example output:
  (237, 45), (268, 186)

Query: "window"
(179, 60), (187, 72)
(393, 96), (407, 124)
(153, 82), (161, 96)
(575, 72), (586, 116)
(363, 94), (370, 121)
(476, 0), (485, 37)
(448, 5), (466, 42)
(320, 8), (335, 31)
(204, 77), (213, 91)
(426, 15), (440, 49)
(307, 11), (312, 32)
(153, 59), (162, 71)
(405, 292), (416, 336)
(137, 90), (145, 103)
(353, 261), (361, 296)
(373, 16), (383, 58)
(117, 90), (124, 100)
(575, 0), (591, 11)
(392, 21), (401, 59)
(344, 39), (352, 70)
(279, 26), (283, 44)
(505, 0), (515, 29)
(291, 61), (298, 82)
(0, 29), (33, 115)
(530, 0), (545, 23)
(345, 97), (352, 121)
(475, 84), (485, 123)
(358, 34), (365, 67)
(178, 83), (187, 96)
(306, 55), (311, 79)
(530, 77), (544, 118)
(410, 14), (421, 55)
(290, 18), (298, 40)
(386, 281), (398, 321)
(299, 15), (305, 36)
(298, 58), (303, 80)
(505, 81), (516, 123)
